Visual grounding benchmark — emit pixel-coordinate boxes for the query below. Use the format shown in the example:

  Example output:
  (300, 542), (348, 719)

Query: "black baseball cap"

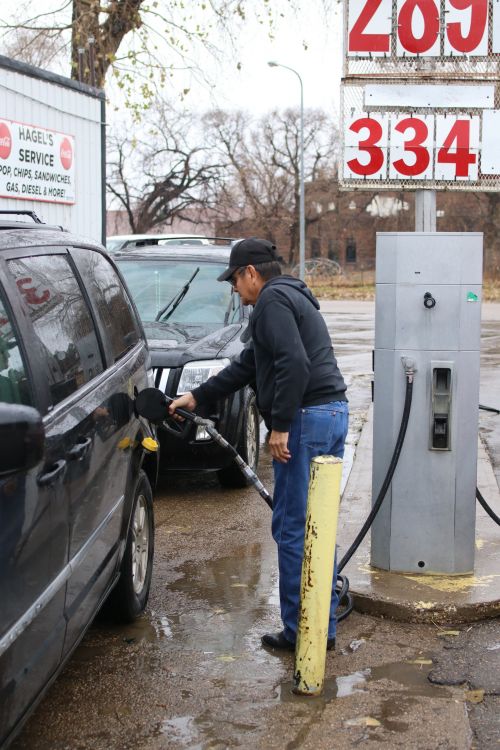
(217, 238), (280, 282)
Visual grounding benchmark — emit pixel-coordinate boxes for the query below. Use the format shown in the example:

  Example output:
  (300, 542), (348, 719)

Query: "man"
(169, 238), (348, 651)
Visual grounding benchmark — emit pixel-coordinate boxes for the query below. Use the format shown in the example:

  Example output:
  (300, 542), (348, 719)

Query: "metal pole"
(87, 36), (96, 88)
(77, 48), (85, 83)
(293, 455), (342, 696)
(415, 189), (436, 232)
(299, 75), (305, 281)
(267, 62), (305, 280)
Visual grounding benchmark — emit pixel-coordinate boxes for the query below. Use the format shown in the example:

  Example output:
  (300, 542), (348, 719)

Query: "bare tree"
(1, 24), (66, 71)
(204, 107), (339, 264)
(472, 193), (500, 275)
(107, 105), (223, 233)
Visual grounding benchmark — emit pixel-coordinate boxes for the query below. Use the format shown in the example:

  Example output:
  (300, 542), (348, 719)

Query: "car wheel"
(217, 392), (260, 488)
(108, 470), (154, 622)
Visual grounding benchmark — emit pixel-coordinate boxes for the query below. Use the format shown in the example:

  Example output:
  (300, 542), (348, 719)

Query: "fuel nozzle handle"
(163, 395), (212, 427)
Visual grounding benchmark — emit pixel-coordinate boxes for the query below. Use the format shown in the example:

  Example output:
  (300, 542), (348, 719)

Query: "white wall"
(0, 61), (103, 243)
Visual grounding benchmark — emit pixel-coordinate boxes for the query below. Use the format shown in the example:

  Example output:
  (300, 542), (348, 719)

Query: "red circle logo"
(0, 122), (12, 160)
(60, 137), (73, 170)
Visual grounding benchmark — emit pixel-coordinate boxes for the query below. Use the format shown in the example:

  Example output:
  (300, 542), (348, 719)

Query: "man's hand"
(168, 392), (197, 421)
(269, 430), (291, 463)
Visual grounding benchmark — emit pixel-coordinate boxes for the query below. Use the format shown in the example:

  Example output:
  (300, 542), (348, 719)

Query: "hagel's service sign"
(0, 119), (75, 205)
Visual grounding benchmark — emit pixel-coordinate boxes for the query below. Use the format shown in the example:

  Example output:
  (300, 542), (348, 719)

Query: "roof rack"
(0, 210), (43, 224)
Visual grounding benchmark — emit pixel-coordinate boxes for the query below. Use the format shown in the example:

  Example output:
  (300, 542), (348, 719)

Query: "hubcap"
(246, 405), (258, 469)
(132, 493), (150, 594)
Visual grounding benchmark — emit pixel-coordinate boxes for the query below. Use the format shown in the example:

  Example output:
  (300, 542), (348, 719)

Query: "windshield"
(118, 259), (236, 325)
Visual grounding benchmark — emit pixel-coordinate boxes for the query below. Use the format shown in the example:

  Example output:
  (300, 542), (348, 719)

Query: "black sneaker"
(261, 630), (336, 651)
(261, 631), (295, 651)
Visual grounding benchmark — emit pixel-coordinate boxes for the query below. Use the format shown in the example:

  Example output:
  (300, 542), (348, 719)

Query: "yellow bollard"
(293, 455), (342, 696)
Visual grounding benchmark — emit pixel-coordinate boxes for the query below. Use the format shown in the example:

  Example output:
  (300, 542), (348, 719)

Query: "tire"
(217, 392), (260, 488)
(108, 470), (154, 622)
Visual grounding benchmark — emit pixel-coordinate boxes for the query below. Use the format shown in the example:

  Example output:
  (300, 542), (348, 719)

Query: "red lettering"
(16, 277), (51, 305)
(347, 117), (385, 176)
(398, 0), (439, 53)
(446, 0), (487, 53)
(392, 117), (430, 176)
(437, 119), (476, 178)
(349, 0), (390, 52)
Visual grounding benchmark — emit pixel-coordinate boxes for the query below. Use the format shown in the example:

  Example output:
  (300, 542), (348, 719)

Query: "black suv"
(0, 213), (157, 748)
(116, 243), (259, 487)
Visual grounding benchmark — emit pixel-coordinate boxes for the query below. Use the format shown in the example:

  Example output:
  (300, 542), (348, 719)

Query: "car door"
(4, 249), (122, 658)
(0, 268), (67, 748)
(63, 247), (149, 650)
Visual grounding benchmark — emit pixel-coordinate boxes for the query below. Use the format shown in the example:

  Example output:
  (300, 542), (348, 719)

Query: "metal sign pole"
(415, 190), (436, 232)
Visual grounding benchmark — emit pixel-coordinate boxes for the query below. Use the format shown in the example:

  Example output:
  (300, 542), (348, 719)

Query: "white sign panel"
(343, 110), (484, 184)
(347, 0), (392, 57)
(395, 0), (440, 58)
(494, 0), (500, 52)
(347, 0), (495, 60)
(344, 112), (389, 180)
(444, 0), (488, 57)
(0, 118), (75, 205)
(389, 114), (434, 180)
(365, 83), (495, 109)
(481, 110), (500, 174)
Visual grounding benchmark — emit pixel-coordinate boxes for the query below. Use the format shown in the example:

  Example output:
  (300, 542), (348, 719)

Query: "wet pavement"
(12, 301), (500, 749)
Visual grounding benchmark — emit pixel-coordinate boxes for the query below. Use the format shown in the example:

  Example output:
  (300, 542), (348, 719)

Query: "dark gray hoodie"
(192, 275), (347, 432)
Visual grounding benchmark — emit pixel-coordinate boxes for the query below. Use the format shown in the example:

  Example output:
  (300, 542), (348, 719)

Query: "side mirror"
(0, 403), (45, 476)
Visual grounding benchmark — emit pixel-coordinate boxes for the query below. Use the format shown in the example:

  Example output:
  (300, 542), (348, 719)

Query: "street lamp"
(268, 61), (305, 281)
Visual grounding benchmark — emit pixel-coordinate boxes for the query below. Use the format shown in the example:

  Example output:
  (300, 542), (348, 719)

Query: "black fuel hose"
(338, 373), (414, 574)
(476, 405), (500, 525)
(479, 404), (500, 415)
(335, 573), (354, 621)
(477, 487), (500, 526)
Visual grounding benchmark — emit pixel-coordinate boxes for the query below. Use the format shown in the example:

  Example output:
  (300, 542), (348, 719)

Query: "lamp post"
(268, 61), (305, 281)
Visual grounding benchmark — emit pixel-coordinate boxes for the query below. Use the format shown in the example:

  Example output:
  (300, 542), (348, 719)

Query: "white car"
(106, 233), (211, 253)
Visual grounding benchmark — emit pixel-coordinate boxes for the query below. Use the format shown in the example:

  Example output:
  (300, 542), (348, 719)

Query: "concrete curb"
(338, 406), (500, 624)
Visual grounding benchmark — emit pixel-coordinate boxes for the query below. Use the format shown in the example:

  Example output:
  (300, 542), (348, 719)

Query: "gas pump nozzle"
(401, 356), (417, 382)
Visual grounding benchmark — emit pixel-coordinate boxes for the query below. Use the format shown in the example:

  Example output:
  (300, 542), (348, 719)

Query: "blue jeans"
(271, 401), (349, 643)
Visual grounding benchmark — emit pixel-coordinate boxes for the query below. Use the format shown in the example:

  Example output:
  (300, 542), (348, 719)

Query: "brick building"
(107, 185), (498, 274)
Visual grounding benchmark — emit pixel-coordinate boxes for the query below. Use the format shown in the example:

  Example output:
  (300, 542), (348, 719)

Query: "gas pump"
(371, 232), (483, 575)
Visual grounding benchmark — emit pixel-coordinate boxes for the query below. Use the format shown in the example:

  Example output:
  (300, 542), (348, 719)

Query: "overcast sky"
(186, 3), (344, 119)
(1, 2), (344, 121)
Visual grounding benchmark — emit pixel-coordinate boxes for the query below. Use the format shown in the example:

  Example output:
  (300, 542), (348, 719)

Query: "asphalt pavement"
(11, 300), (500, 750)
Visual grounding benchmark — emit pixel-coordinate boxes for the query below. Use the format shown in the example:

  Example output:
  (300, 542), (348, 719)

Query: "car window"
(0, 288), (32, 406)
(72, 248), (141, 362)
(158, 239), (206, 246)
(117, 260), (233, 326)
(7, 255), (104, 408)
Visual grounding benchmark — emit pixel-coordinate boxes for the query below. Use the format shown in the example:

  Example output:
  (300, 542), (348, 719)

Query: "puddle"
(107, 612), (179, 645)
(343, 698), (412, 733)
(160, 715), (202, 748)
(368, 659), (451, 698)
(162, 542), (278, 656)
(280, 671), (368, 704)
(159, 708), (261, 749)
(279, 657), (451, 706)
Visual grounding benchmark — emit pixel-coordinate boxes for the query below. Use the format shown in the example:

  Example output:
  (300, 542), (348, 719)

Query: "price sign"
(343, 111), (482, 183)
(389, 114), (434, 180)
(347, 0), (498, 60)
